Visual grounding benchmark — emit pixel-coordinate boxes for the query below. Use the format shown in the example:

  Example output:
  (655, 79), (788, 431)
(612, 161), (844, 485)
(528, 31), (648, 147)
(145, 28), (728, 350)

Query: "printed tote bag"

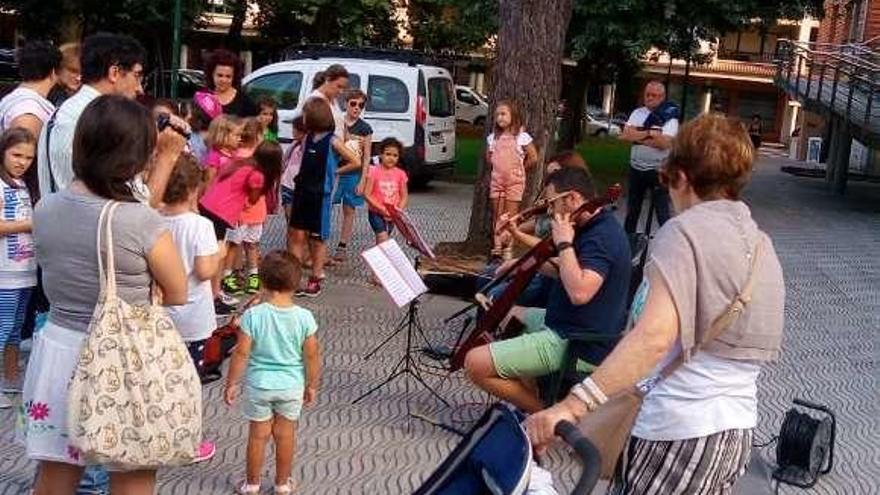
(67, 201), (202, 469)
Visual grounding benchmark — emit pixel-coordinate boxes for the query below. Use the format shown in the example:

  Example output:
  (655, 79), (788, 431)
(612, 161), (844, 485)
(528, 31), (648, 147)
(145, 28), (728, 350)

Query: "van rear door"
(363, 72), (416, 148)
(423, 69), (456, 166)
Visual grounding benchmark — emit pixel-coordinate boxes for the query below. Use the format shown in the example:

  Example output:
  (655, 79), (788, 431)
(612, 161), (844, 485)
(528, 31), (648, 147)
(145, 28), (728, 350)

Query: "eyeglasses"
(348, 101), (365, 109)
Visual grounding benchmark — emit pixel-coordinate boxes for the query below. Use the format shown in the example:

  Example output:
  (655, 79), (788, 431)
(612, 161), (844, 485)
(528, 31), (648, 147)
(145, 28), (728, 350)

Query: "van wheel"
(409, 173), (432, 189)
(594, 129), (608, 138)
(473, 116), (486, 128)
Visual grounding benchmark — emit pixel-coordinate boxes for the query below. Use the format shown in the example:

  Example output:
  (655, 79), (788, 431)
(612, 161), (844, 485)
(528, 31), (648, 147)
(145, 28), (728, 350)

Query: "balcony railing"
(717, 50), (778, 64)
(775, 39), (880, 141)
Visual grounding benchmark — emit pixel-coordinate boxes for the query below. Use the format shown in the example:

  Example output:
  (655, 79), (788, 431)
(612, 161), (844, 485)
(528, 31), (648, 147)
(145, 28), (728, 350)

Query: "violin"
(495, 191), (575, 233)
(449, 184), (622, 372)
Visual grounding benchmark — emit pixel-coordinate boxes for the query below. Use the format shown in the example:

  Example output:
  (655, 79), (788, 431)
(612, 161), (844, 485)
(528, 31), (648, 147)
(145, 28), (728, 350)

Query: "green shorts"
(489, 308), (595, 379)
(242, 385), (303, 422)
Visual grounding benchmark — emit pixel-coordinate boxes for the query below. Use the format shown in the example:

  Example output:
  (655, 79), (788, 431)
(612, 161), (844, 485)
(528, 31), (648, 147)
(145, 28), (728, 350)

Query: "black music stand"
(352, 206), (449, 408)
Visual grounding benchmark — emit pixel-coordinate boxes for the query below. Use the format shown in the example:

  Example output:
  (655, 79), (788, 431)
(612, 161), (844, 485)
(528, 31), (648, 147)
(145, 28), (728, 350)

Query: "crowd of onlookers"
(0, 32), (414, 494)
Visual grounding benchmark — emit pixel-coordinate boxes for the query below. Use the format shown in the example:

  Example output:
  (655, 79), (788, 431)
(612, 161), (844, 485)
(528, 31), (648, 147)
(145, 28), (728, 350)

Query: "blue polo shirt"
(544, 209), (631, 364)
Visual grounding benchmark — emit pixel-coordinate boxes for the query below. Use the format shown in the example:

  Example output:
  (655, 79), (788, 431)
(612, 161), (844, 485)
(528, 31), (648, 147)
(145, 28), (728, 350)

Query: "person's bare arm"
(556, 247), (604, 305)
(356, 135), (373, 196)
(0, 219), (32, 235)
(193, 252), (221, 281)
(147, 231), (187, 305)
(224, 331), (253, 406)
(643, 133), (673, 150)
(363, 173), (387, 215)
(524, 267), (679, 450)
(331, 137), (360, 167)
(523, 142), (538, 169)
(147, 125), (187, 208)
(9, 114), (42, 139)
(398, 180), (409, 210)
(620, 125), (649, 143)
(303, 334), (321, 406)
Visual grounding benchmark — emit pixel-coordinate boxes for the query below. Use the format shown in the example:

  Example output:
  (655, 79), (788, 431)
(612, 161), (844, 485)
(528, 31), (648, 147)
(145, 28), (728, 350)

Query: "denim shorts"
(242, 385), (304, 422)
(332, 173), (365, 208)
(368, 210), (394, 235)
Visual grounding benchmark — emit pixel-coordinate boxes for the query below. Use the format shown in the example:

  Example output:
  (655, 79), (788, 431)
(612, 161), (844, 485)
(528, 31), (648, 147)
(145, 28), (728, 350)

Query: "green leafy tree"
(407, 0), (497, 52)
(250, 0), (401, 49)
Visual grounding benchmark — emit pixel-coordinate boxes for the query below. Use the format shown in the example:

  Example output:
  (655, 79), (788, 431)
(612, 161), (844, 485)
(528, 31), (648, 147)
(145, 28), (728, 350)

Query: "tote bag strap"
(95, 201), (121, 296)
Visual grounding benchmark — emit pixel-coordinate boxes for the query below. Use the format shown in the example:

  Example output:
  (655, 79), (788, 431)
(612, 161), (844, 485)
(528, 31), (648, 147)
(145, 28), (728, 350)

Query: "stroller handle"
(555, 420), (601, 494)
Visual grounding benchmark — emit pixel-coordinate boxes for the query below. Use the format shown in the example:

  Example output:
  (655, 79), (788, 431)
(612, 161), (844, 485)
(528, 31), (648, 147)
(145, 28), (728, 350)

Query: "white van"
(242, 51), (456, 185)
(455, 85), (489, 126)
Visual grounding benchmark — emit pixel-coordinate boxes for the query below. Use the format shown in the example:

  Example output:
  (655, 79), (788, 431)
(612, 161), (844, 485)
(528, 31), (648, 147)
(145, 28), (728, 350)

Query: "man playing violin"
(465, 167), (631, 413)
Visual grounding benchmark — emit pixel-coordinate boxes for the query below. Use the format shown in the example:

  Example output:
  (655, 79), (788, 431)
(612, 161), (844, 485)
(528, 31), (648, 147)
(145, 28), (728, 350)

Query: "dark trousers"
(623, 167), (671, 234)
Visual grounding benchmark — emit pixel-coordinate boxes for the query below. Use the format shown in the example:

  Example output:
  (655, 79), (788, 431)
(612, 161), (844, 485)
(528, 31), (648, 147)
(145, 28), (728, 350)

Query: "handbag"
(67, 201), (202, 469)
(579, 239), (765, 479)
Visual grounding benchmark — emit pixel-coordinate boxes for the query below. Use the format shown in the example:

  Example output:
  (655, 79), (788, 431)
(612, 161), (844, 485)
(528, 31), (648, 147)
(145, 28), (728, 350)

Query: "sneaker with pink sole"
(191, 440), (216, 464)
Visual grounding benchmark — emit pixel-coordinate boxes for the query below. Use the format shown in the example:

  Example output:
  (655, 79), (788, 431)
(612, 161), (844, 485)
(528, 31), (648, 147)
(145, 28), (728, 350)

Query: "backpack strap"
(44, 109), (61, 194)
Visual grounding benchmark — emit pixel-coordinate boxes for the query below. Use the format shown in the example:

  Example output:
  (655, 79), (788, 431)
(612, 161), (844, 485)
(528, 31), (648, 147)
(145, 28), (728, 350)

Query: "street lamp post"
(171, 0), (182, 99)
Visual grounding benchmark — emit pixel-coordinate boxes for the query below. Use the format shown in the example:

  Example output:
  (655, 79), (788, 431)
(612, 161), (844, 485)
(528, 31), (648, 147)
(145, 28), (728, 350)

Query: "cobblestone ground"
(0, 155), (877, 494)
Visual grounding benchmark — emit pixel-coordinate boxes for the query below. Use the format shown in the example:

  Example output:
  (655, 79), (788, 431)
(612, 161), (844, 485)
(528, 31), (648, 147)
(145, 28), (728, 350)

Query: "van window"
(347, 74), (361, 90)
(245, 71), (303, 110)
(367, 75), (409, 113)
(429, 78), (455, 117)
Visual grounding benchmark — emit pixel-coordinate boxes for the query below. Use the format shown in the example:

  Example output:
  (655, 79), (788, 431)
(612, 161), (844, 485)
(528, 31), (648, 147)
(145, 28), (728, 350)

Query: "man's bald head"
(643, 80), (666, 110)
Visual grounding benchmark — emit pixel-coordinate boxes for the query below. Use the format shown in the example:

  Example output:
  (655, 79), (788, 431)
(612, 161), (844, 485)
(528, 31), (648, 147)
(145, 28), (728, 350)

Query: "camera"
(156, 113), (191, 139)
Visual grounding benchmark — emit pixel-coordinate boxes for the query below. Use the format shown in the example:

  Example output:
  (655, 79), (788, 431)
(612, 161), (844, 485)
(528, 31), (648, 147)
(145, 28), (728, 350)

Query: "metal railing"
(775, 39), (880, 138)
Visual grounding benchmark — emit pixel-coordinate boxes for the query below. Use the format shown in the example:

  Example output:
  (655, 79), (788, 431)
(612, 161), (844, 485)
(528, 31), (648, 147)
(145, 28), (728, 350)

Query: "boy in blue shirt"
(225, 251), (321, 494)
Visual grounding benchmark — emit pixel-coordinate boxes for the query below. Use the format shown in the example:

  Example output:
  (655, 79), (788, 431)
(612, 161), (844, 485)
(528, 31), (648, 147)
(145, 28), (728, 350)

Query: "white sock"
(248, 267), (258, 275)
(223, 269), (232, 277)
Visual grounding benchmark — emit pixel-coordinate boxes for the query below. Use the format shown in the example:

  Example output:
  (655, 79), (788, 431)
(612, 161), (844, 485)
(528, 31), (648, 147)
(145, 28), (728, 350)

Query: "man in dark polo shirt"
(465, 167), (631, 412)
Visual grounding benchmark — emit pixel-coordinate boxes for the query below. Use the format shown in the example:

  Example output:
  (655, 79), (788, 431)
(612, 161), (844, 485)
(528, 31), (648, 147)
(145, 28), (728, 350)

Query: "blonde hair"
(239, 117), (263, 148)
(664, 113), (754, 200)
(59, 42), (81, 69)
(207, 115), (240, 150)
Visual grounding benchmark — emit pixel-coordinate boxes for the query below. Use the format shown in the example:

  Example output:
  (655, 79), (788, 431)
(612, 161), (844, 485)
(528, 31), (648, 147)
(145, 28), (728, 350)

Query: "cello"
(448, 184), (622, 372)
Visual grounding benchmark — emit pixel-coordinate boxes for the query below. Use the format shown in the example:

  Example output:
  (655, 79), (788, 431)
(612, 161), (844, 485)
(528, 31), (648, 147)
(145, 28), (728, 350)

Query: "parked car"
(143, 69), (207, 100)
(583, 111), (622, 137)
(242, 47), (457, 186)
(455, 85), (489, 126)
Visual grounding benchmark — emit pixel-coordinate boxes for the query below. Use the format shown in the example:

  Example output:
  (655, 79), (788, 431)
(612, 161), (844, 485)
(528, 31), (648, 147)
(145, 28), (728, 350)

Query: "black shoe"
(214, 298), (235, 315)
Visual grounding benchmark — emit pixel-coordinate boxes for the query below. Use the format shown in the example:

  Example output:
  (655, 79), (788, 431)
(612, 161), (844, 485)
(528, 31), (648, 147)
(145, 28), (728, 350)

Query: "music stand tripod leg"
(362, 308), (409, 361)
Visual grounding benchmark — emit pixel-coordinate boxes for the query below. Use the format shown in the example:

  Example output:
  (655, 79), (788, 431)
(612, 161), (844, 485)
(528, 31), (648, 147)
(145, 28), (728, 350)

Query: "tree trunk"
(560, 57), (590, 150)
(226, 0), (248, 50)
(463, 0), (574, 250)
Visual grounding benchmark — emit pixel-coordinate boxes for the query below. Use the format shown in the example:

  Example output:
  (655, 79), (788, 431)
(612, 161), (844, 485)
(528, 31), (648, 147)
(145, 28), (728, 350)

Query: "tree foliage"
(0, 0), (206, 42)
(251, 0), (401, 48)
(407, 0), (497, 52)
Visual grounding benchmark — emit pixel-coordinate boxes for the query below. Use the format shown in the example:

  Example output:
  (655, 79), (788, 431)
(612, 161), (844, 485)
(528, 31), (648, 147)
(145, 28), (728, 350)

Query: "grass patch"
(454, 135), (631, 189)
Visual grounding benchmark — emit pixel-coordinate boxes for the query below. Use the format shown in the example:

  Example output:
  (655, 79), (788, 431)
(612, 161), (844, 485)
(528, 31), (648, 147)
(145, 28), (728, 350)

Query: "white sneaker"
(219, 292), (240, 306)
(0, 394), (12, 409)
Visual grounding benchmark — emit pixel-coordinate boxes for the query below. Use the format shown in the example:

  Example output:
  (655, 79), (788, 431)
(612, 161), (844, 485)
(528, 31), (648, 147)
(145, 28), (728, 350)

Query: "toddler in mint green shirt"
(224, 251), (321, 494)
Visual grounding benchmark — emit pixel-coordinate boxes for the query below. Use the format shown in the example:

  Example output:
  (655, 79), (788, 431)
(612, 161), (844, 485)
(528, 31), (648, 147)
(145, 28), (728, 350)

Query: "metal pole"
(171, 0), (182, 99)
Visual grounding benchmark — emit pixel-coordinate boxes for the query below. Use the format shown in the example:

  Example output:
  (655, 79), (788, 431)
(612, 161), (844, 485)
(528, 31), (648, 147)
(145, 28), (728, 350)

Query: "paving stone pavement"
(0, 156), (877, 494)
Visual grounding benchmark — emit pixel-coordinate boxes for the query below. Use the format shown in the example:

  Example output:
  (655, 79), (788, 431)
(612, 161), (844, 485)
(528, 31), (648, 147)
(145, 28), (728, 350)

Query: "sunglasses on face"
(348, 101), (365, 109)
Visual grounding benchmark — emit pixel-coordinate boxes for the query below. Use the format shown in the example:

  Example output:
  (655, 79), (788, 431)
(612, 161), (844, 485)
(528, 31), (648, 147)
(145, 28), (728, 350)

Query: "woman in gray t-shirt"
(24, 95), (187, 494)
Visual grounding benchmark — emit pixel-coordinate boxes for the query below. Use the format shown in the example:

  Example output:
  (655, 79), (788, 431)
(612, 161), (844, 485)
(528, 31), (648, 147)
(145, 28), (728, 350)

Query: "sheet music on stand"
(362, 239), (428, 307)
(386, 204), (435, 260)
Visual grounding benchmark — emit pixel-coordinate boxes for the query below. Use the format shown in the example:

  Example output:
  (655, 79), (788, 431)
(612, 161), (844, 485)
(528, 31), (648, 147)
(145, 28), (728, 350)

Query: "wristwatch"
(555, 241), (574, 253)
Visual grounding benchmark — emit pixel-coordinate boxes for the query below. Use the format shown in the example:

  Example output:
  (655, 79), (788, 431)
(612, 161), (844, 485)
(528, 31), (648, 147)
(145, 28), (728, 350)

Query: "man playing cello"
(465, 167), (631, 412)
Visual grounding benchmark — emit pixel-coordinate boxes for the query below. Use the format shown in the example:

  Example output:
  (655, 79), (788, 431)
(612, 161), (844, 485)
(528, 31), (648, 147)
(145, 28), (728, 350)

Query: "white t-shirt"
(632, 336), (761, 441)
(486, 131), (533, 159)
(626, 107), (678, 171)
(0, 86), (54, 132)
(0, 179), (36, 288)
(164, 212), (219, 342)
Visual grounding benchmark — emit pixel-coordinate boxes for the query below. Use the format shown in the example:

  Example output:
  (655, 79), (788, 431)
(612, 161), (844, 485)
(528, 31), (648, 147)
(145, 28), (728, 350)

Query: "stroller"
(414, 403), (600, 495)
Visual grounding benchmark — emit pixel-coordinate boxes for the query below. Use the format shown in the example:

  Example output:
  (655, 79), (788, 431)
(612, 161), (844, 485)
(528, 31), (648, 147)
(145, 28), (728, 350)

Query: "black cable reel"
(772, 398), (836, 489)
